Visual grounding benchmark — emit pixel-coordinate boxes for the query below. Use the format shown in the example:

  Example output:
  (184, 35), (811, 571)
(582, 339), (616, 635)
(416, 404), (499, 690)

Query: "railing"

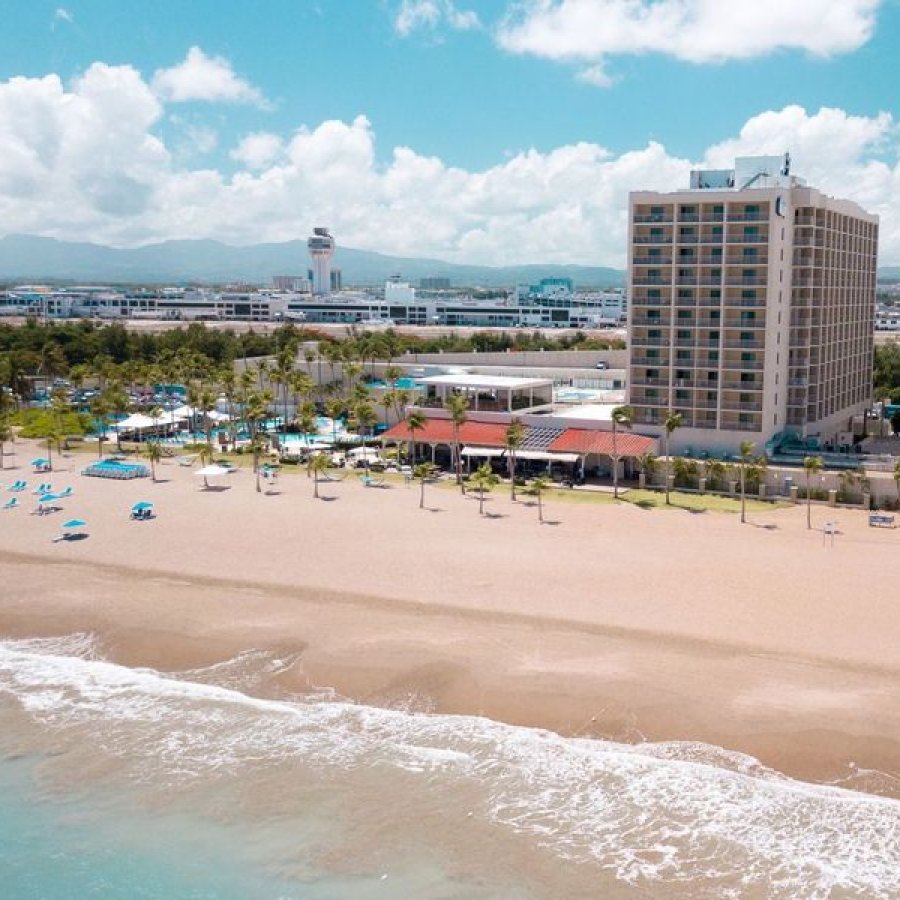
(721, 359), (764, 370)
(630, 335), (669, 346)
(702, 213), (725, 222)
(721, 402), (763, 412)
(678, 214), (700, 222)
(632, 316), (669, 326)
(724, 278), (763, 286)
(632, 278), (670, 286)
(723, 381), (763, 391)
(634, 214), (673, 223)
(728, 234), (769, 244)
(724, 299), (766, 308)
(633, 257), (672, 265)
(631, 297), (668, 306)
(676, 235), (699, 244)
(634, 236), (672, 244)
(631, 377), (669, 387)
(728, 213), (766, 222)
(631, 356), (669, 366)
(724, 319), (764, 329)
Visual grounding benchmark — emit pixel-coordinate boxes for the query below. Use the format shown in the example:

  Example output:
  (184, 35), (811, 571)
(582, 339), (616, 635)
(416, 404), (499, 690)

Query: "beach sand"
(1, 439), (898, 793)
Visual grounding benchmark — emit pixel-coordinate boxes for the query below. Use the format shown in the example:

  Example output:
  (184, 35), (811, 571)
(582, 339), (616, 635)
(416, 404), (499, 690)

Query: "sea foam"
(1, 636), (898, 899)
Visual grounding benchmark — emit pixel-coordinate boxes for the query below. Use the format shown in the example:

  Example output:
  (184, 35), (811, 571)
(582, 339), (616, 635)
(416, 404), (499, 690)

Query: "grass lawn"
(621, 488), (790, 514)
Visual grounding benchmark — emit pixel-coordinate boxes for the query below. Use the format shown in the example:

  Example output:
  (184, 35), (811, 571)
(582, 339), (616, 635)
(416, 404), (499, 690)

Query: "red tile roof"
(382, 418), (509, 447)
(548, 429), (657, 457)
(383, 418), (658, 458)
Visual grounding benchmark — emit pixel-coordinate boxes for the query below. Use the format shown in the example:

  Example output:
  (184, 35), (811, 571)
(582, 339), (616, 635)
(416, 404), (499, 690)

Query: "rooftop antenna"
(782, 152), (791, 176)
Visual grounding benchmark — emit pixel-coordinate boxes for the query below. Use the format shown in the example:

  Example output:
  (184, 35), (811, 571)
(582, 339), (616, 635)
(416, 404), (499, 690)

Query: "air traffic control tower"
(307, 227), (335, 296)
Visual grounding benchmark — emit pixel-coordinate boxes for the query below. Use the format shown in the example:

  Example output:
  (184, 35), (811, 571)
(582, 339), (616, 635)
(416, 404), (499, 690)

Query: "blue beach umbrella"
(31, 458), (49, 466)
(62, 519), (86, 529)
(131, 501), (154, 511)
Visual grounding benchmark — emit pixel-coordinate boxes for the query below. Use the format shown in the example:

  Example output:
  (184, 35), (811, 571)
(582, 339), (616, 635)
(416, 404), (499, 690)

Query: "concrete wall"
(398, 349), (629, 369)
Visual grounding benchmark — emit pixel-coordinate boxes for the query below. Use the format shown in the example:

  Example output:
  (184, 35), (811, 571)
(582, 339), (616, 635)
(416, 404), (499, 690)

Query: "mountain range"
(0, 234), (625, 289)
(0, 234), (897, 288)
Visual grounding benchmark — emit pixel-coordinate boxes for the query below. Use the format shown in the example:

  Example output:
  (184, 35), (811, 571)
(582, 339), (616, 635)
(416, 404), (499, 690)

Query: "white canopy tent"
(111, 413), (162, 432)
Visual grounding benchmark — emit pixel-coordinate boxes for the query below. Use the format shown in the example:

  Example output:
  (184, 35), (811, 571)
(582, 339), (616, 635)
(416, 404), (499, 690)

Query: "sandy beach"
(1, 438), (898, 794)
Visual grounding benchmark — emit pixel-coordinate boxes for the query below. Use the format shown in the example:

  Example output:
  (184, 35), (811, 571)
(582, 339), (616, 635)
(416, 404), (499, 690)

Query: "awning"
(461, 446), (505, 458)
(515, 450), (580, 463)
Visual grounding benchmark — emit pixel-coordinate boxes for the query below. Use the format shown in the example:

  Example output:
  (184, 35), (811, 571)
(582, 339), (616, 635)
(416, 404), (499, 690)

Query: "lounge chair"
(322, 471), (347, 483)
(57, 487), (73, 498)
(3, 497), (18, 510)
(9, 481), (26, 492)
(358, 474), (385, 488)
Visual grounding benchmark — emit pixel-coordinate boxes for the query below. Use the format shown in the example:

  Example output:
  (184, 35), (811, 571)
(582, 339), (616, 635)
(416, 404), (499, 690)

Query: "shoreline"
(2, 551), (899, 796)
(1, 439), (899, 796)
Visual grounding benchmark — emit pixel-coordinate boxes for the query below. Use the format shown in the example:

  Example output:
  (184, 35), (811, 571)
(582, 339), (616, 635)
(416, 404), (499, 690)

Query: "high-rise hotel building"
(627, 155), (878, 452)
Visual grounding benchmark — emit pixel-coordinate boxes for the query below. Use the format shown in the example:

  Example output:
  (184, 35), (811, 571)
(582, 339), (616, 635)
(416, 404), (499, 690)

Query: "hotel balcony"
(633, 235), (673, 245)
(727, 212), (767, 222)
(633, 256), (672, 265)
(632, 315), (670, 326)
(722, 379), (763, 391)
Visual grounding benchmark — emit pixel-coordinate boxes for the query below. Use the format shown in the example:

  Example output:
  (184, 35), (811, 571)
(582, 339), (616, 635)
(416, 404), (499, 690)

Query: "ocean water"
(1, 634), (899, 900)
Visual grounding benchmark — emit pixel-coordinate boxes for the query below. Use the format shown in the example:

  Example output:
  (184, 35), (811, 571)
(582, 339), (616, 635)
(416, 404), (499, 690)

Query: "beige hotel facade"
(627, 155), (878, 454)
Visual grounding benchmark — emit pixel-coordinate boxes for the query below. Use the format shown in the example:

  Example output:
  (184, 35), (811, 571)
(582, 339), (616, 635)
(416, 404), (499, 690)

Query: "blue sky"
(0, 0), (897, 265)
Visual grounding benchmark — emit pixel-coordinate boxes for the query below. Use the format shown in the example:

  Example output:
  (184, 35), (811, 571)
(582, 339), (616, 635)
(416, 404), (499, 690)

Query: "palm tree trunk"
(314, 472), (319, 499)
(740, 467), (746, 523)
(509, 454), (516, 500)
(806, 473), (812, 529)
(419, 479), (425, 509)
(538, 493), (544, 523)
(612, 422), (618, 500)
(479, 487), (484, 515)
(664, 435), (670, 504)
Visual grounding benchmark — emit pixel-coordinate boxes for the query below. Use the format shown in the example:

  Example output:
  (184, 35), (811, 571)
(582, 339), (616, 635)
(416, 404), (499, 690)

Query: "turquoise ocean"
(1, 634), (899, 899)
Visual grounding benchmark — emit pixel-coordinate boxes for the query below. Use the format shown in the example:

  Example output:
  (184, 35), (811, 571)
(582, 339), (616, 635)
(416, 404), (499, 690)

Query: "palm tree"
(0, 420), (11, 470)
(504, 418), (525, 500)
(325, 397), (346, 449)
(143, 441), (163, 482)
(470, 462), (499, 515)
(90, 394), (111, 459)
(528, 473), (552, 523)
(308, 452), (329, 499)
(445, 393), (469, 488)
(414, 462), (436, 509)
(405, 409), (426, 467)
(197, 444), (214, 489)
(738, 439), (755, 524)
(662, 411), (683, 505)
(803, 455), (823, 530)
(610, 405), (633, 500)
(635, 451), (658, 489)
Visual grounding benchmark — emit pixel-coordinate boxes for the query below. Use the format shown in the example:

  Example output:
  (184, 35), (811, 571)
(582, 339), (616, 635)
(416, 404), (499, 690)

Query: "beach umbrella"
(31, 458), (49, 466)
(194, 464), (230, 477)
(62, 519), (86, 529)
(131, 501), (154, 510)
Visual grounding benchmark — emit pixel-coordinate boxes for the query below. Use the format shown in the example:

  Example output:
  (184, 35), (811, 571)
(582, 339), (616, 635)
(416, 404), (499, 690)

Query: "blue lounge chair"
(3, 497), (18, 510)
(9, 481), (26, 492)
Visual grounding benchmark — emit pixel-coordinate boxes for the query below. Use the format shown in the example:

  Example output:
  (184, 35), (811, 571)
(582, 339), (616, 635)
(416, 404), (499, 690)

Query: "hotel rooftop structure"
(627, 154), (879, 453)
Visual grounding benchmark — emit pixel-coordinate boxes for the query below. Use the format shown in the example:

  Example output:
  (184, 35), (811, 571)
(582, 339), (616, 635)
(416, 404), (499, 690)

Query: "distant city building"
(384, 279), (416, 305)
(272, 275), (311, 292)
(307, 227), (335, 295)
(627, 154), (879, 452)
(420, 277), (451, 290)
(330, 268), (342, 292)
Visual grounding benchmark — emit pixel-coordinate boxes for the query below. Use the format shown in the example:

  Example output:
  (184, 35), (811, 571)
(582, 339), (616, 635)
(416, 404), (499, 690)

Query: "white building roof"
(417, 373), (553, 390)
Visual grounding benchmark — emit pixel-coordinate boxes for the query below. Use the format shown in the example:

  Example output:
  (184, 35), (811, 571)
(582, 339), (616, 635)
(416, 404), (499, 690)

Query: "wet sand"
(1, 439), (898, 792)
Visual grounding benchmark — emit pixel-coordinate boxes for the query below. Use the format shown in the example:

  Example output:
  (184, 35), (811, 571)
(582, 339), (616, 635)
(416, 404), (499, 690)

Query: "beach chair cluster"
(82, 462), (150, 479)
(7, 480), (27, 492)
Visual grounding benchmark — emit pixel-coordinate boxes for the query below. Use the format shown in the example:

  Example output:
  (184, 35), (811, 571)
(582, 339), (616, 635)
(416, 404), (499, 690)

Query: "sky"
(0, 0), (898, 267)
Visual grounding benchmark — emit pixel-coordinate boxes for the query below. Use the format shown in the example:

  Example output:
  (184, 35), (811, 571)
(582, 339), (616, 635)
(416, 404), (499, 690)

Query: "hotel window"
(707, 391), (717, 401)
(740, 372), (757, 384)
(709, 330), (720, 340)
(646, 388), (658, 398)
(647, 288), (661, 298)
(648, 329), (661, 338)
(707, 371), (718, 382)
(710, 289), (721, 299)
(742, 289), (756, 300)
(678, 289), (693, 299)
(647, 349), (659, 359)
(741, 352), (756, 363)
(676, 350), (691, 361)
(675, 389), (689, 401)
(677, 310), (692, 320)
(709, 350), (719, 361)
(742, 269), (757, 283)
(650, 205), (666, 220)
(645, 369), (659, 379)
(739, 331), (754, 343)
(740, 311), (756, 324)
(711, 268), (722, 279)
(648, 310), (661, 321)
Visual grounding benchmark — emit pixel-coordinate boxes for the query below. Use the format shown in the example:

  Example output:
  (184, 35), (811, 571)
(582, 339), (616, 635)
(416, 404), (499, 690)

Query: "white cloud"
(0, 63), (898, 266)
(497, 0), (881, 80)
(151, 46), (269, 107)
(394, 0), (480, 37)
(230, 132), (284, 170)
